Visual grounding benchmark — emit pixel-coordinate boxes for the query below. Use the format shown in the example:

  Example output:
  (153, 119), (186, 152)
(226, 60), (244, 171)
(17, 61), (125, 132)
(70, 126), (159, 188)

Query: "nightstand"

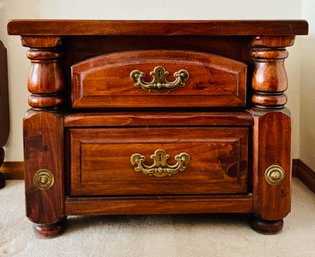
(8, 20), (308, 237)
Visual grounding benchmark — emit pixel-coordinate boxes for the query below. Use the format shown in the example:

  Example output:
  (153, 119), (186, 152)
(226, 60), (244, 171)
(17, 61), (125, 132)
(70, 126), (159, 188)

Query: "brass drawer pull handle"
(130, 66), (189, 93)
(130, 149), (190, 177)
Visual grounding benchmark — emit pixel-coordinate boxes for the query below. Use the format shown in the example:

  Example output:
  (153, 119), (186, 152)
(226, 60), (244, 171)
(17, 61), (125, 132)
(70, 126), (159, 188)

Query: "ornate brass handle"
(130, 66), (189, 93)
(130, 149), (190, 177)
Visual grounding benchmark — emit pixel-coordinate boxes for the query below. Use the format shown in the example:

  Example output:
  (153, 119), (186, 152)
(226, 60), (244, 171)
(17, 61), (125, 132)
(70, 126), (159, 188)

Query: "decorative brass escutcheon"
(130, 149), (190, 177)
(264, 165), (286, 185)
(33, 169), (54, 190)
(130, 66), (189, 93)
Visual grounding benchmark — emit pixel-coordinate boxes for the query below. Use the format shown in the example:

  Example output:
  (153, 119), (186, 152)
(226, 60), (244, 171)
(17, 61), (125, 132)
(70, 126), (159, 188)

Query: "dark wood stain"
(7, 20), (308, 237)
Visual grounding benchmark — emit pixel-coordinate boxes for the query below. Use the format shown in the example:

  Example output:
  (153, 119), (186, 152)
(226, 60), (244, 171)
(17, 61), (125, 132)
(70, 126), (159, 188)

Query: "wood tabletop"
(7, 20), (308, 36)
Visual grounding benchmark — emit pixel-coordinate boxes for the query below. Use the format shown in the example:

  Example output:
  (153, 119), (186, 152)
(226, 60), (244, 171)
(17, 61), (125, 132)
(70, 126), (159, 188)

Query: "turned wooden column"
(27, 50), (64, 109)
(250, 36), (294, 234)
(22, 36), (66, 238)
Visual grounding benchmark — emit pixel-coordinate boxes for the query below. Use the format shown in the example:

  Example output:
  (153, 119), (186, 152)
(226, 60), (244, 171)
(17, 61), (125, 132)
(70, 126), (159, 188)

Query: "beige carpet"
(0, 179), (314, 257)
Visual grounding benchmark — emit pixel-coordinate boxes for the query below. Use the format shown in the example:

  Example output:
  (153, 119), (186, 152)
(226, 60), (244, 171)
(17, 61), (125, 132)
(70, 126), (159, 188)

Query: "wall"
(0, 0), (302, 161)
(300, 0), (315, 170)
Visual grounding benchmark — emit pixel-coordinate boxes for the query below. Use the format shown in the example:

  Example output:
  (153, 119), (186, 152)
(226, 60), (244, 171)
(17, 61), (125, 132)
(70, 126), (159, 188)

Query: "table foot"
(251, 216), (283, 234)
(33, 217), (67, 238)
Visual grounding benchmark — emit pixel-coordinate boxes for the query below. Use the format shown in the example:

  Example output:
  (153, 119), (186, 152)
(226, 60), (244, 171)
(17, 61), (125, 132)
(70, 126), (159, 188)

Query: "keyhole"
(158, 70), (162, 79)
(159, 154), (162, 162)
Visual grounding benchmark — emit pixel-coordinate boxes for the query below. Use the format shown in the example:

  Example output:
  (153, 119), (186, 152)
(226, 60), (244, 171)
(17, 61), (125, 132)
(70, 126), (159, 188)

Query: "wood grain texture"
(251, 36), (296, 47)
(71, 50), (247, 108)
(7, 20), (308, 36)
(0, 159), (309, 182)
(65, 195), (253, 215)
(24, 110), (65, 224)
(26, 49), (64, 109)
(64, 112), (254, 127)
(8, 20), (308, 236)
(69, 127), (248, 195)
(21, 36), (62, 48)
(251, 49), (289, 108)
(252, 50), (288, 92)
(251, 109), (292, 221)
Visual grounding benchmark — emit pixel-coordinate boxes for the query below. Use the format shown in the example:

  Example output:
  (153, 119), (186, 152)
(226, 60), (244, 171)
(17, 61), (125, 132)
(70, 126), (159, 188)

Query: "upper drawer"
(71, 50), (247, 108)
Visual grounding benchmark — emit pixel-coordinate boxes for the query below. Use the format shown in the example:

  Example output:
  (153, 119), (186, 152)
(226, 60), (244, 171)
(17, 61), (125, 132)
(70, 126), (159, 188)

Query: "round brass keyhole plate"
(33, 169), (54, 190)
(264, 165), (285, 185)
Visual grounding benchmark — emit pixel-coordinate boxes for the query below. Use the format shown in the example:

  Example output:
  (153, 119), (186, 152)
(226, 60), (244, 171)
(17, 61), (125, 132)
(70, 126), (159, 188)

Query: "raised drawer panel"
(69, 127), (248, 196)
(71, 50), (247, 108)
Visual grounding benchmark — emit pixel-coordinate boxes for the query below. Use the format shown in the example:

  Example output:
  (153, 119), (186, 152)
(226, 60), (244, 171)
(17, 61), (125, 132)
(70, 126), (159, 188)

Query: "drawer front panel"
(69, 127), (248, 196)
(71, 50), (247, 108)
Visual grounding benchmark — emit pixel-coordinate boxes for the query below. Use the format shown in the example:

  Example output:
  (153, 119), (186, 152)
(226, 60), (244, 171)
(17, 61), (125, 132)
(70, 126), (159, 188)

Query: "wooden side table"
(8, 20), (308, 237)
(0, 40), (9, 189)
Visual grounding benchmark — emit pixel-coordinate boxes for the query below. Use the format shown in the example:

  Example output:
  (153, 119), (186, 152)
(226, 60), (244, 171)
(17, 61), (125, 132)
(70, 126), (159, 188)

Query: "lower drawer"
(69, 127), (249, 196)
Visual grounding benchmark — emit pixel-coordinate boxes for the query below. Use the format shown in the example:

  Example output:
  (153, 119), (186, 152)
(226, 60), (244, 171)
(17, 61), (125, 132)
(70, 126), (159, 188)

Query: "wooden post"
(250, 36), (295, 234)
(22, 36), (66, 238)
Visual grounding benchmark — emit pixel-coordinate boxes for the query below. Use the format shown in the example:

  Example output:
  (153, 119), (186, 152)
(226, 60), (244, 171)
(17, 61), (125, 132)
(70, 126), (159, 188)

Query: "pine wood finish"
(71, 50), (247, 108)
(70, 127), (248, 195)
(7, 20), (308, 36)
(2, 159), (312, 183)
(8, 20), (308, 237)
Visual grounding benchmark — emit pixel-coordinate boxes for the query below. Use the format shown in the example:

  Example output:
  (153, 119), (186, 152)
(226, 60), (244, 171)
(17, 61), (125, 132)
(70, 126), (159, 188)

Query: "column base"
(33, 217), (67, 238)
(251, 216), (283, 234)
